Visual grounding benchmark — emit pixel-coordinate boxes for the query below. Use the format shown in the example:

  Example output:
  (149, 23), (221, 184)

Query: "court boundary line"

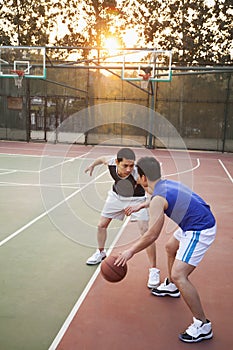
(0, 156), (201, 247)
(166, 158), (200, 176)
(0, 180), (113, 189)
(0, 170), (17, 175)
(0, 169), (108, 248)
(0, 152), (91, 174)
(0, 153), (45, 158)
(218, 159), (233, 183)
(47, 216), (130, 350)
(0, 156), (200, 186)
(47, 159), (201, 349)
(0, 151), (108, 188)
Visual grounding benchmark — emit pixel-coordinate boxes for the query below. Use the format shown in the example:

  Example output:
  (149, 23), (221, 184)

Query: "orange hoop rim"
(11, 70), (25, 77)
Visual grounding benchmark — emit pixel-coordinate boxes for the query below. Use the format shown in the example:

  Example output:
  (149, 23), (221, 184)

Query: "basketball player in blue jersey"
(84, 148), (160, 288)
(115, 156), (216, 343)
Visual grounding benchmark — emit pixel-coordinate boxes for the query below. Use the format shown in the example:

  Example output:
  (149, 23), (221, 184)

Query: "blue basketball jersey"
(152, 179), (215, 231)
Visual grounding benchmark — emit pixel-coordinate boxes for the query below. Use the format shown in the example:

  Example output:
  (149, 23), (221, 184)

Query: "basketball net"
(140, 79), (150, 89)
(139, 73), (151, 89)
(11, 70), (25, 89)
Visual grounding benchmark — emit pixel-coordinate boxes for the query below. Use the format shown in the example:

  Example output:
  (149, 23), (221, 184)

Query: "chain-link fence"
(0, 64), (232, 152)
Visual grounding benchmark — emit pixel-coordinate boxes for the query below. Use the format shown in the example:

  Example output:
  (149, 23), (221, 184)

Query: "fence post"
(222, 73), (231, 153)
(26, 79), (31, 142)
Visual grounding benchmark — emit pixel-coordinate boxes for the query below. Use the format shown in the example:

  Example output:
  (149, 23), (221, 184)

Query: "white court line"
(218, 159), (233, 183)
(0, 168), (38, 174)
(0, 182), (81, 189)
(0, 151), (94, 188)
(0, 155), (200, 247)
(0, 170), (17, 175)
(0, 151), (90, 175)
(0, 169), (108, 248)
(165, 158), (200, 177)
(47, 159), (201, 349)
(48, 216), (130, 350)
(0, 152), (112, 188)
(0, 180), (113, 189)
(1, 152), (201, 347)
(0, 153), (43, 158)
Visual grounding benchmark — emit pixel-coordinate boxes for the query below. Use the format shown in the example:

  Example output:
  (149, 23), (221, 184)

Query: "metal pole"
(222, 73), (231, 153)
(26, 79), (31, 142)
(147, 81), (155, 149)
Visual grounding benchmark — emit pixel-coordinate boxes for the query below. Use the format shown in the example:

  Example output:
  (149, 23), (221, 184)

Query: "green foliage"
(0, 0), (52, 45)
(0, 0), (232, 65)
(118, 0), (232, 65)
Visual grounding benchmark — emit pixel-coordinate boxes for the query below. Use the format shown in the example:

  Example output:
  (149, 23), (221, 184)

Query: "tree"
(0, 0), (55, 46)
(52, 0), (121, 46)
(1, 0), (231, 65)
(43, 0), (123, 60)
(117, 0), (232, 65)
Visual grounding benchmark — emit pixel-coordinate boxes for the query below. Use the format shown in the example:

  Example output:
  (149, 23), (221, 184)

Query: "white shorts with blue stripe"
(174, 224), (217, 267)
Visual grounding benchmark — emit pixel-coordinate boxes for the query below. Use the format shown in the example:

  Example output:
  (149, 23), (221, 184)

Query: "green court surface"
(0, 152), (122, 350)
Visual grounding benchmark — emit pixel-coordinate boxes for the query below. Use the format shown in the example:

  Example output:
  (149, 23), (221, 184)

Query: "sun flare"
(103, 36), (120, 50)
(122, 28), (139, 47)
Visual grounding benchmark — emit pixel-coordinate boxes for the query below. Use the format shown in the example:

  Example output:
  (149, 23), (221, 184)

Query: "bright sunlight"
(122, 28), (140, 47)
(102, 36), (121, 50)
(102, 28), (141, 50)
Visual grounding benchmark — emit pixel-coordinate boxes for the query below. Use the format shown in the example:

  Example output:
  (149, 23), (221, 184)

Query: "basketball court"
(0, 141), (232, 350)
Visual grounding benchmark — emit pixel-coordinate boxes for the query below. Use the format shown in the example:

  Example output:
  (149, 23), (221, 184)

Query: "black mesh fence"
(0, 64), (232, 152)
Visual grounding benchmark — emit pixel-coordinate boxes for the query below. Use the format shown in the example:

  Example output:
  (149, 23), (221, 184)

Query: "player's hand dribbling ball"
(101, 255), (127, 283)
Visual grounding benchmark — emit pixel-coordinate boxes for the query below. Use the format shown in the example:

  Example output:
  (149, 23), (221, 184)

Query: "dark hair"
(117, 148), (136, 162)
(137, 157), (161, 181)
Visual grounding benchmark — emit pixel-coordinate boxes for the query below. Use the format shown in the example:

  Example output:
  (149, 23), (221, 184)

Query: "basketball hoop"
(139, 73), (151, 89)
(11, 70), (25, 89)
(140, 80), (150, 89)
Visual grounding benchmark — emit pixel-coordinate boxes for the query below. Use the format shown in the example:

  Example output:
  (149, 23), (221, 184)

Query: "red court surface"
(0, 141), (232, 350)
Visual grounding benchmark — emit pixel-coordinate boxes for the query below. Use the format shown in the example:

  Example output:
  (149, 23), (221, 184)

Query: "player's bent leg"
(165, 235), (179, 281)
(97, 216), (112, 248)
(165, 235), (179, 256)
(171, 260), (206, 321)
(171, 260), (213, 343)
(137, 220), (160, 288)
(151, 235), (180, 296)
(86, 216), (111, 265)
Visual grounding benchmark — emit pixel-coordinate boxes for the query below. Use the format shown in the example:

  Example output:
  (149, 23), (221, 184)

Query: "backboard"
(0, 46), (46, 79)
(121, 50), (172, 83)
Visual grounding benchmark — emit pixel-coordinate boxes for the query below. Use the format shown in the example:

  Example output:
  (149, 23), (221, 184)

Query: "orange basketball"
(101, 255), (127, 283)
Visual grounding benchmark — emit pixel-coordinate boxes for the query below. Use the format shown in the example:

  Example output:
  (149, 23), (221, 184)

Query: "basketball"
(101, 255), (127, 283)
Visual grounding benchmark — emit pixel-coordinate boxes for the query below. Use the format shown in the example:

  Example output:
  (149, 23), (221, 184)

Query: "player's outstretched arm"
(124, 197), (150, 216)
(84, 157), (108, 176)
(115, 196), (165, 266)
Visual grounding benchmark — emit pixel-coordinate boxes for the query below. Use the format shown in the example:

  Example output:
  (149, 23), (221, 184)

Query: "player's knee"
(171, 271), (183, 287)
(171, 268), (186, 287)
(165, 241), (175, 256)
(98, 221), (108, 229)
(165, 238), (179, 257)
(171, 270), (179, 284)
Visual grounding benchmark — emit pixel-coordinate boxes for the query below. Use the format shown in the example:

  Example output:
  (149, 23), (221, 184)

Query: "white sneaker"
(147, 268), (160, 288)
(86, 249), (106, 265)
(151, 277), (180, 297)
(179, 317), (213, 343)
